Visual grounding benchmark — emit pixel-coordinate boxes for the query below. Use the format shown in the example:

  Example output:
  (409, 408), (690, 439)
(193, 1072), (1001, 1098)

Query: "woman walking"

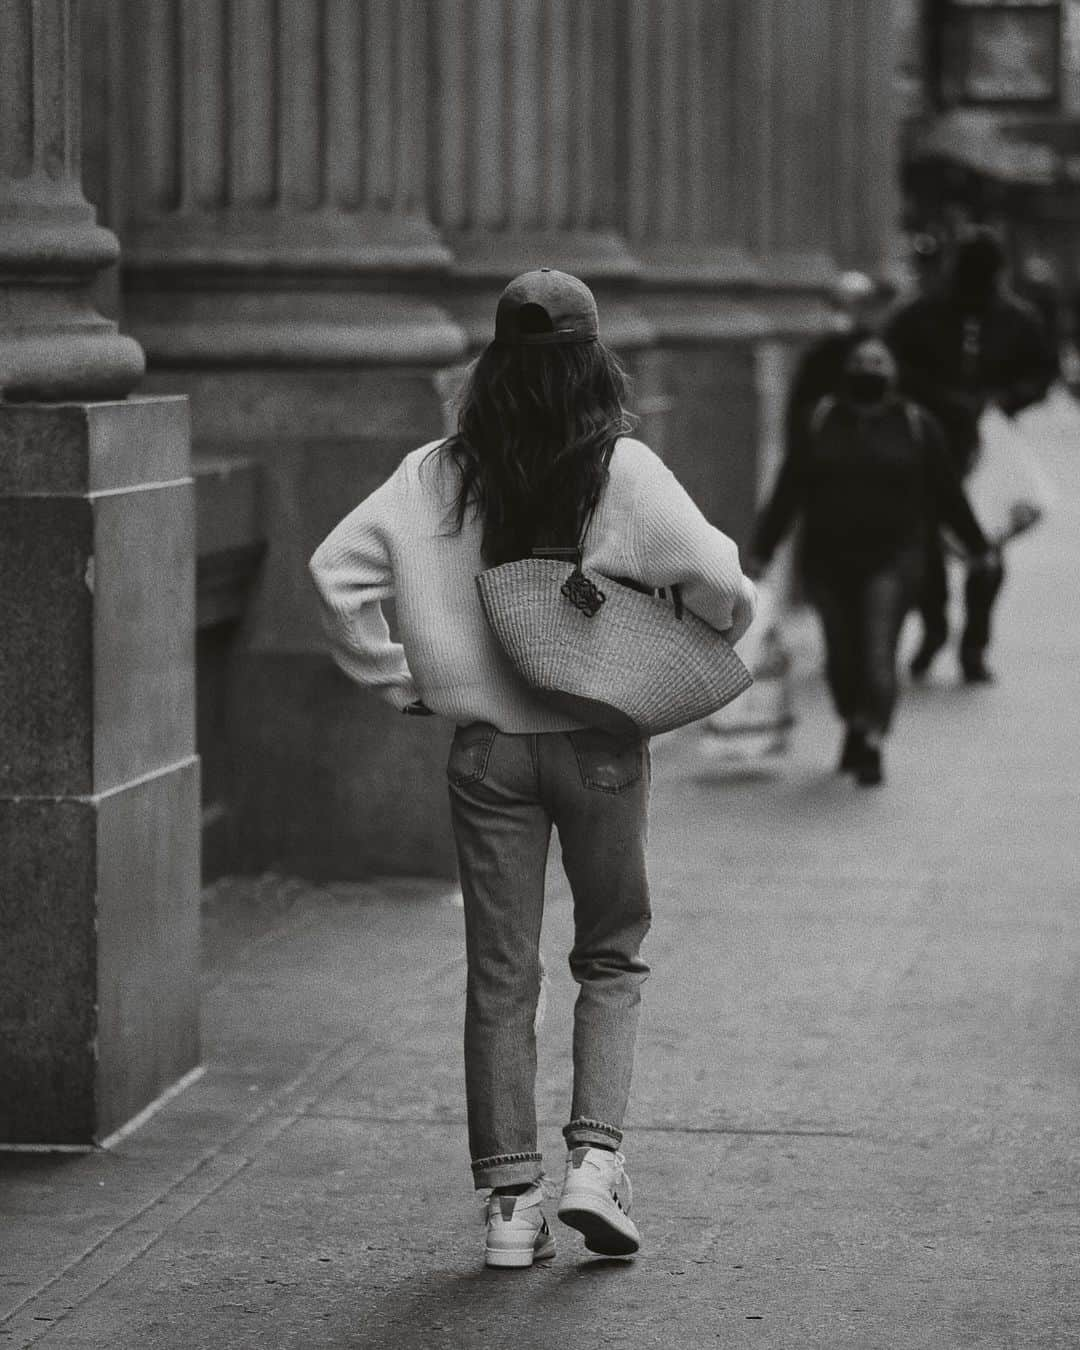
(309, 269), (755, 1268)
(748, 336), (991, 786)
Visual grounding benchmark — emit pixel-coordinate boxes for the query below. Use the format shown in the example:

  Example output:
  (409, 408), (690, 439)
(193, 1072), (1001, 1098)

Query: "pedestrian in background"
(747, 337), (990, 786)
(1015, 253), (1064, 379)
(885, 227), (1056, 683)
(309, 270), (755, 1268)
(785, 270), (880, 465)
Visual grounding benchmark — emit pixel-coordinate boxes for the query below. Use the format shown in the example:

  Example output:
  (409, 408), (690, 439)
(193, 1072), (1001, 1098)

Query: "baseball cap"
(493, 268), (599, 346)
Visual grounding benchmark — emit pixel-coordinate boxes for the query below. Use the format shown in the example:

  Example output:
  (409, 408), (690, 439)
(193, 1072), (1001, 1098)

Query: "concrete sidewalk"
(3, 393), (1080, 1349)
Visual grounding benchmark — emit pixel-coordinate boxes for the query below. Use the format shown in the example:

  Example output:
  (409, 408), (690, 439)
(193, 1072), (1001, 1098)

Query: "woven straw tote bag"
(475, 451), (752, 736)
(477, 558), (752, 736)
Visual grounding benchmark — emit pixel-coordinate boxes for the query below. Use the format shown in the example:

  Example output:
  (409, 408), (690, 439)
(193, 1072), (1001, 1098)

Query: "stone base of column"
(0, 222), (145, 401)
(227, 653), (458, 880)
(0, 761), (200, 1145)
(0, 397), (200, 1146)
(141, 358), (463, 881)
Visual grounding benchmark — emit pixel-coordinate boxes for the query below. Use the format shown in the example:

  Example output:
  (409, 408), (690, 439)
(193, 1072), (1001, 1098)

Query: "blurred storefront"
(77, 1), (901, 881)
(898, 0), (1080, 334)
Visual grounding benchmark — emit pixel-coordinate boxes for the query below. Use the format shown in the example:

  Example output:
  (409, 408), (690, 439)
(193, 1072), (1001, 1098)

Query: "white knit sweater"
(309, 436), (755, 733)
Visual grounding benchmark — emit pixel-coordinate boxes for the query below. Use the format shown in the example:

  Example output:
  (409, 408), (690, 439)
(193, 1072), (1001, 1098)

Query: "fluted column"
(115, 0), (462, 367)
(126, 0), (435, 257)
(746, 0), (899, 282)
(623, 0), (757, 285)
(829, 0), (903, 275)
(748, 0), (834, 282)
(1, 2), (198, 1143)
(622, 0), (895, 291)
(0, 0), (143, 399)
(622, 0), (831, 285)
(430, 0), (638, 294)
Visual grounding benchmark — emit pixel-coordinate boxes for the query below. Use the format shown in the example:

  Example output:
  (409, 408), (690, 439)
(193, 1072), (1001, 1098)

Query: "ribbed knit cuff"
(382, 681), (422, 712)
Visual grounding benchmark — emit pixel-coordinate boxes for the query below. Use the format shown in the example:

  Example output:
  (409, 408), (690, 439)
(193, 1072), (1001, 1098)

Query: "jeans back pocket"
(568, 729), (645, 793)
(447, 723), (498, 786)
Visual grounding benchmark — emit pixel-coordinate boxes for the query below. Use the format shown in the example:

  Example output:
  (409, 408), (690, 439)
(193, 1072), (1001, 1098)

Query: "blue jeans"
(447, 724), (652, 1190)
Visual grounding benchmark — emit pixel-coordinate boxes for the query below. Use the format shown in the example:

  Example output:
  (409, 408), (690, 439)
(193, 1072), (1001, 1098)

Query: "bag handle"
(531, 440), (685, 621)
(531, 441), (617, 617)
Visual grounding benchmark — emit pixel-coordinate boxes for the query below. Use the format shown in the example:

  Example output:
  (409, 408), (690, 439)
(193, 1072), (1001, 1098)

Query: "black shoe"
(910, 635), (946, 680)
(855, 744), (884, 787)
(961, 653), (995, 684)
(838, 728), (865, 774)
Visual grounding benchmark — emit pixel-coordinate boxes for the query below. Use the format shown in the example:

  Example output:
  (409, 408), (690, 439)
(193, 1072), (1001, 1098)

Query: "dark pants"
(919, 533), (1005, 664)
(807, 561), (918, 736)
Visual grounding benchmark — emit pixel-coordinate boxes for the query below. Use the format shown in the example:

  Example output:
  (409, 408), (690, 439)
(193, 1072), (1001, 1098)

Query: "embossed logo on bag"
(561, 567), (606, 617)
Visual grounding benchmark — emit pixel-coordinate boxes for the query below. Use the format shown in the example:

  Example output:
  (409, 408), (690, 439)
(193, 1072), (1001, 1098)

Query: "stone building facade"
(74, 0), (900, 880)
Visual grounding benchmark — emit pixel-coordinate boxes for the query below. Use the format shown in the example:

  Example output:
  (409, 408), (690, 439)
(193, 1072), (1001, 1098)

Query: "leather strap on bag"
(531, 440), (617, 617)
(531, 440), (685, 621)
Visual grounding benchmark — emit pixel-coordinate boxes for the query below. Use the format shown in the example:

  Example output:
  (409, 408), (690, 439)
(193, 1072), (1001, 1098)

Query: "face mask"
(844, 372), (889, 405)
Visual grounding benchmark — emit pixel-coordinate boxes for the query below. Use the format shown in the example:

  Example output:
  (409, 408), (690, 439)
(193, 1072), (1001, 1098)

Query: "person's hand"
(1007, 500), (1042, 536)
(726, 576), (758, 646)
(969, 547), (1001, 573)
(402, 700), (434, 716)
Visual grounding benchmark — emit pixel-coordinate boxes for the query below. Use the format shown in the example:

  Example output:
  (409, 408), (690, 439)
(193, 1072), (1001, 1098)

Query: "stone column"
(98, 0), (467, 881)
(118, 0), (461, 365)
(617, 0), (901, 546)
(428, 0), (648, 348)
(622, 0), (897, 289)
(623, 0), (755, 284)
(743, 0), (837, 285)
(0, 0), (143, 398)
(0, 0), (198, 1145)
(618, 0), (778, 544)
(622, 0), (842, 288)
(828, 0), (904, 277)
(431, 0), (627, 267)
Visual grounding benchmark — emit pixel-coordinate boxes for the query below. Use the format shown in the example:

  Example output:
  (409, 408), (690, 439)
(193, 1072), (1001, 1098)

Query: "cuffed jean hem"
(563, 1118), (624, 1150)
(471, 1151), (544, 1191)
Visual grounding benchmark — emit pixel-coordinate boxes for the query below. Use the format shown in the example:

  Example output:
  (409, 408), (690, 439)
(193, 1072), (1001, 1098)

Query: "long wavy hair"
(434, 340), (635, 567)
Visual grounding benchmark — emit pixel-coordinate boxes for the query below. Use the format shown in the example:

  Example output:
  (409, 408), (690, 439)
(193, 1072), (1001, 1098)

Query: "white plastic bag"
(700, 579), (793, 762)
(966, 405), (1057, 546)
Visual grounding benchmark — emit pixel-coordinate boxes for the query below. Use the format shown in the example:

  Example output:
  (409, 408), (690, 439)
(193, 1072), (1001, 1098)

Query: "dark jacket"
(784, 327), (871, 460)
(884, 288), (1055, 475)
(752, 397), (988, 574)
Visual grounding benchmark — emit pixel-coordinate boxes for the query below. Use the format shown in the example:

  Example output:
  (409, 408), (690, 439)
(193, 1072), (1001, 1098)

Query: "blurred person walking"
(747, 337), (990, 786)
(785, 271), (880, 464)
(309, 270), (755, 1268)
(885, 227), (1056, 683)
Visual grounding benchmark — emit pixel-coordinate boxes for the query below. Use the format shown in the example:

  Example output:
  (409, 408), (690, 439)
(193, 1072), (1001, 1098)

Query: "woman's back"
(310, 435), (749, 733)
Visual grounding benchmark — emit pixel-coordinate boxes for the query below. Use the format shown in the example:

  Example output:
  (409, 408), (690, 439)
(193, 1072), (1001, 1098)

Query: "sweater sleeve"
(622, 443), (757, 642)
(308, 469), (420, 711)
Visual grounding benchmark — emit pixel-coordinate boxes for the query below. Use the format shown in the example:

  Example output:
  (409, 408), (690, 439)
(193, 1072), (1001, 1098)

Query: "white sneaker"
(557, 1147), (640, 1256)
(484, 1183), (556, 1268)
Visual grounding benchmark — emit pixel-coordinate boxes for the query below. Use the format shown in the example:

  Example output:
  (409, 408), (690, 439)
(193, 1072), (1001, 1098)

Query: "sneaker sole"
(557, 1199), (640, 1257)
(485, 1238), (556, 1269)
